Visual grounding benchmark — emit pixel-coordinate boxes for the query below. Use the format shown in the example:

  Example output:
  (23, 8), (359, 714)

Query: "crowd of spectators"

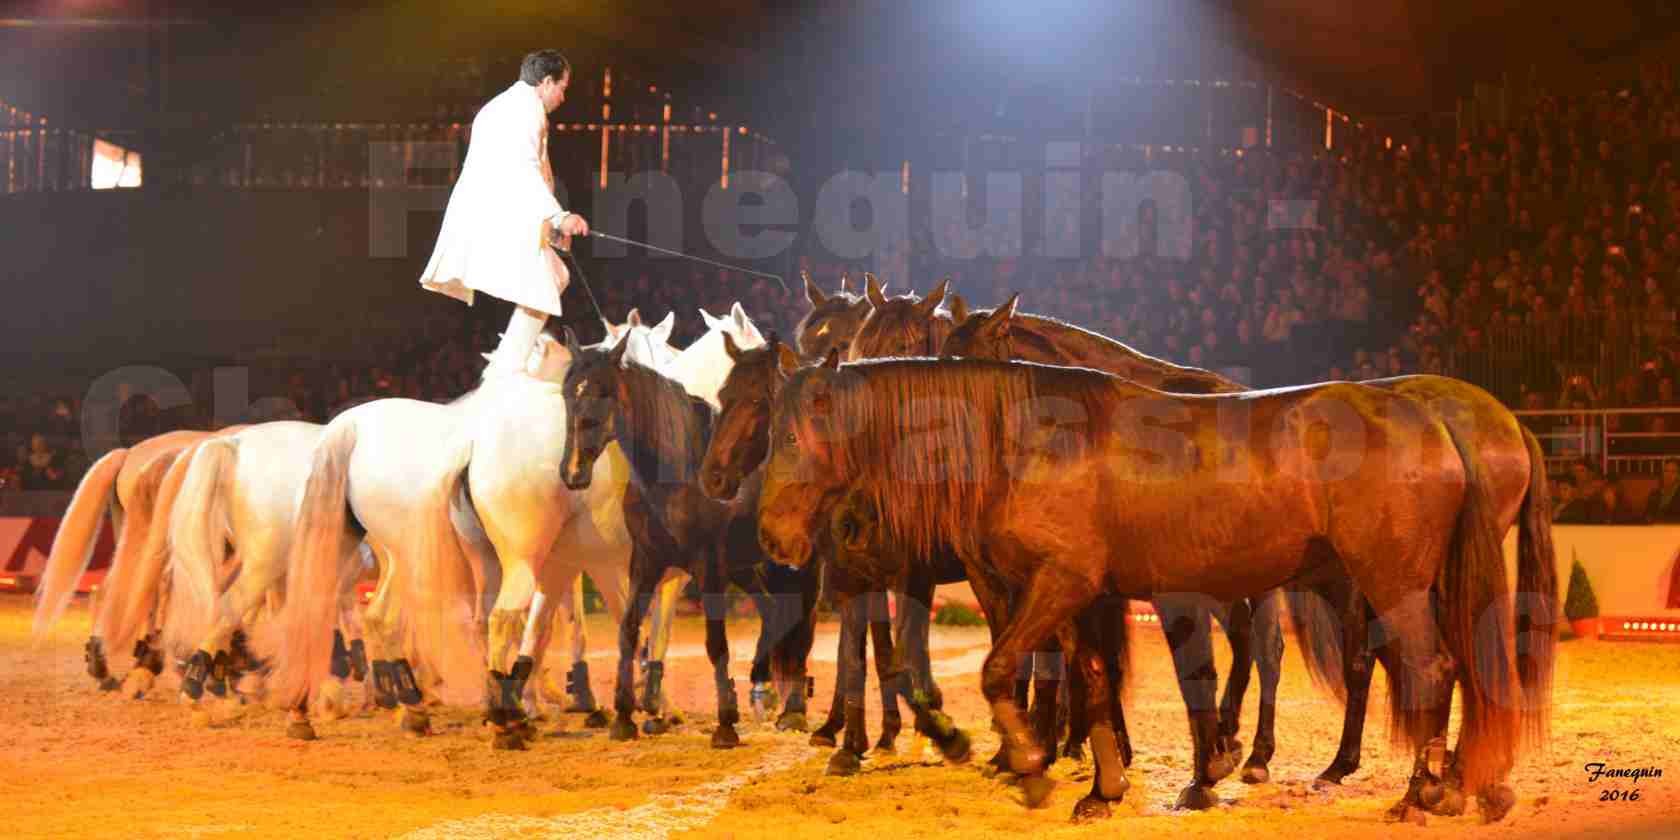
(13, 61), (1680, 515)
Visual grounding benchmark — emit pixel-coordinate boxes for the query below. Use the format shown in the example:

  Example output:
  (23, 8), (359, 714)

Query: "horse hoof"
(1431, 785), (1467, 817)
(776, 712), (808, 733)
(938, 729), (973, 764)
(97, 677), (120, 692)
(872, 738), (896, 756)
(1314, 766), (1351, 788)
(1207, 753), (1237, 783)
(609, 716), (638, 741)
(1175, 784), (1219, 811)
(399, 708), (431, 737)
(1418, 779), (1446, 811)
(492, 730), (528, 751)
(582, 709), (610, 729)
(809, 730), (838, 748)
(642, 717), (669, 736)
(122, 669), (154, 700)
(1097, 771), (1131, 803)
(286, 721), (317, 741)
(1008, 743), (1047, 777)
(1020, 774), (1056, 809)
(1062, 743), (1086, 763)
(1072, 795), (1113, 823)
(711, 724), (741, 750)
(987, 748), (1009, 772)
(1477, 784), (1515, 823)
(1242, 764), (1271, 785)
(1385, 801), (1428, 826)
(826, 749), (863, 776)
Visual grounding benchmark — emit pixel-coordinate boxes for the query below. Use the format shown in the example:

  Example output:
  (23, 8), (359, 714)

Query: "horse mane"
(615, 357), (712, 486)
(808, 358), (1117, 563)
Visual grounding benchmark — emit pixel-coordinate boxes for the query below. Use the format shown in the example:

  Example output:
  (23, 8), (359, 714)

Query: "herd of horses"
(32, 272), (1559, 826)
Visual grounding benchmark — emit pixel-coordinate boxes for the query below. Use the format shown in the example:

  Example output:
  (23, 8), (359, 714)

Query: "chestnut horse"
(942, 291), (1552, 790)
(759, 356), (1555, 822)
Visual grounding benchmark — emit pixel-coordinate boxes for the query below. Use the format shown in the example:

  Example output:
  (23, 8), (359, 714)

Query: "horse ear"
(948, 292), (970, 324)
(821, 347), (842, 370)
(838, 272), (853, 295)
(625, 308), (643, 329)
(777, 342), (802, 376)
(722, 330), (743, 362)
(608, 333), (631, 368)
(864, 273), (888, 309)
(981, 292), (1021, 334)
(731, 302), (749, 332)
(913, 276), (949, 318)
(562, 326), (583, 357)
(803, 271), (826, 306)
(653, 312), (675, 341)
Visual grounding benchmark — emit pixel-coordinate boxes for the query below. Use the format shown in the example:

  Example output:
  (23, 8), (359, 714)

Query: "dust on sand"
(3, 594), (1678, 839)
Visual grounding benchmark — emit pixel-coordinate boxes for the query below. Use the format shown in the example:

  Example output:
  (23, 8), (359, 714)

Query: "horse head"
(940, 292), (1020, 361)
(795, 271), (879, 363)
(757, 348), (850, 569)
(700, 333), (795, 501)
(847, 275), (951, 361)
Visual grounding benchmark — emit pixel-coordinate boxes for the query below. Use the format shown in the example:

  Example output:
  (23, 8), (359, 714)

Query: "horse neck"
(1012, 315), (1204, 387)
(614, 364), (710, 490)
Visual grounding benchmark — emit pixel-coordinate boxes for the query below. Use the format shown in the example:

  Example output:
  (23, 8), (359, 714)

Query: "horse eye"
(784, 430), (798, 447)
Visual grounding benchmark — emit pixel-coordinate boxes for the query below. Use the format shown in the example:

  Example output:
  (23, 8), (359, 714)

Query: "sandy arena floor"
(4, 593), (1679, 839)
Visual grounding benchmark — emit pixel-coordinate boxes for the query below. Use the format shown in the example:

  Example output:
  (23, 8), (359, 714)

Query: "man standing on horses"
(419, 49), (590, 378)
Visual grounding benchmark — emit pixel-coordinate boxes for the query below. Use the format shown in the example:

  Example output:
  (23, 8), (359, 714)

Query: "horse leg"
(1313, 578), (1375, 787)
(483, 561), (538, 750)
(610, 548), (661, 741)
(1063, 637), (1089, 762)
(1213, 596), (1254, 781)
(883, 576), (970, 765)
(980, 569), (1093, 809)
(1070, 608), (1130, 823)
(704, 555), (742, 749)
(745, 589), (779, 722)
(811, 588), (857, 749)
(640, 571), (687, 720)
(1029, 632), (1067, 769)
(1243, 589), (1285, 784)
(1101, 600), (1133, 768)
(827, 592), (870, 775)
(1374, 590), (1462, 825)
(867, 591), (901, 752)
(1157, 598), (1224, 811)
(777, 564), (819, 733)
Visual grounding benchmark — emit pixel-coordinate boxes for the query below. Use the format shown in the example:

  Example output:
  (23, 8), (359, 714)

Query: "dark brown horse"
(796, 271), (881, 362)
(759, 357), (1555, 821)
(558, 329), (818, 748)
(942, 292), (1554, 792)
(701, 334), (974, 774)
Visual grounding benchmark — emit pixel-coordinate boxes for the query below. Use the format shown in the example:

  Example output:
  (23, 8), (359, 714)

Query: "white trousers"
(489, 305), (548, 375)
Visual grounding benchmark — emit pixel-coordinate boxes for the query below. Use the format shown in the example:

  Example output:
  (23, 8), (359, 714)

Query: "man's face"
(538, 70), (570, 113)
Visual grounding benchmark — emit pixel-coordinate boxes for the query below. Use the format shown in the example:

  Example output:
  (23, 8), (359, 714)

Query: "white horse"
(161, 421), (385, 721)
(32, 429), (242, 698)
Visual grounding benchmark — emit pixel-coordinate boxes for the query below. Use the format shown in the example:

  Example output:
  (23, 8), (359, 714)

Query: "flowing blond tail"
(402, 434), (484, 706)
(263, 420), (358, 711)
(90, 452), (177, 656)
(160, 438), (239, 656)
(33, 448), (128, 640)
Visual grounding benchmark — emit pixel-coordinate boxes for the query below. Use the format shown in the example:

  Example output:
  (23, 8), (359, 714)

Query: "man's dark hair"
(521, 50), (571, 86)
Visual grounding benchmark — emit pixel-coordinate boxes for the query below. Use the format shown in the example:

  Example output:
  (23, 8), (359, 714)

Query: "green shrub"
(1563, 558), (1598, 622)
(933, 602), (988, 627)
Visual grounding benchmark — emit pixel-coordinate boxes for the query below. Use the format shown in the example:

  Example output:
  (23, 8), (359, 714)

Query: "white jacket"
(419, 81), (570, 316)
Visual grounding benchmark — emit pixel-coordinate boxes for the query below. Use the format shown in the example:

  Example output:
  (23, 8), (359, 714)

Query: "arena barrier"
(0, 515), (115, 593)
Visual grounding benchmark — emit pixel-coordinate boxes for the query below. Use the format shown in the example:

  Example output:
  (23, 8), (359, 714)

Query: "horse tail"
(265, 419), (358, 711)
(1435, 423), (1521, 794)
(33, 447), (127, 639)
(402, 434), (482, 705)
(161, 437), (238, 655)
(1515, 425), (1559, 747)
(91, 451), (177, 656)
(1282, 585), (1348, 703)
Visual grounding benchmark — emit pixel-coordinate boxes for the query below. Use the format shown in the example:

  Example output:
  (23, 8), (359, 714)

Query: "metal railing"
(1515, 407), (1680, 477)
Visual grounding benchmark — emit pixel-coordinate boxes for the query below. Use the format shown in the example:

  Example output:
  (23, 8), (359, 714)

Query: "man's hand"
(559, 212), (590, 238)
